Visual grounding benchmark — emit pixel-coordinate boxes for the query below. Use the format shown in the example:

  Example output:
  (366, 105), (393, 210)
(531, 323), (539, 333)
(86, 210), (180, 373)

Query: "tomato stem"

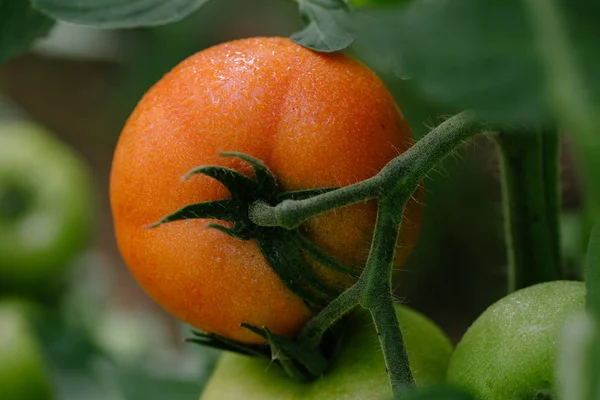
(298, 283), (362, 348)
(523, 0), (600, 220)
(360, 196), (414, 394)
(249, 177), (381, 230)
(249, 111), (485, 229)
(249, 111), (487, 394)
(495, 129), (562, 292)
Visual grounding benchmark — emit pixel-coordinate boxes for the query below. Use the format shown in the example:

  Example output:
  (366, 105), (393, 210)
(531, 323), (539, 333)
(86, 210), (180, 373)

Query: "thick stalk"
(495, 129), (562, 292)
(249, 176), (381, 230)
(360, 196), (414, 394)
(379, 110), (483, 192)
(524, 0), (600, 219)
(249, 111), (484, 229)
(249, 111), (486, 394)
(297, 283), (362, 348)
(542, 130), (562, 270)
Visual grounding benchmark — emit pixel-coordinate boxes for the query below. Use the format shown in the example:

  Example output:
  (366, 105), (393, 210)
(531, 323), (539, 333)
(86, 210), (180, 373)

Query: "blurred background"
(0, 0), (590, 398)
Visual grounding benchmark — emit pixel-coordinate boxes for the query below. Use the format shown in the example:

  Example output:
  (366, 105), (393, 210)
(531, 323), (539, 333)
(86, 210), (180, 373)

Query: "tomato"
(110, 37), (423, 343)
(447, 281), (586, 400)
(200, 304), (452, 400)
(0, 121), (95, 292)
(0, 299), (53, 400)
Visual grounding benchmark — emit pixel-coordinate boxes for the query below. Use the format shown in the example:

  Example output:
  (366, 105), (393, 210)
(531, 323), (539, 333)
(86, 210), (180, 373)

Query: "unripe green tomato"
(200, 304), (453, 400)
(447, 280), (586, 400)
(0, 121), (95, 292)
(0, 299), (53, 400)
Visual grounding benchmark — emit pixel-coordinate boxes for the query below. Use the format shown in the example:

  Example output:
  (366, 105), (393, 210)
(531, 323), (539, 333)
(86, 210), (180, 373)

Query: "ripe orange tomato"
(110, 37), (422, 344)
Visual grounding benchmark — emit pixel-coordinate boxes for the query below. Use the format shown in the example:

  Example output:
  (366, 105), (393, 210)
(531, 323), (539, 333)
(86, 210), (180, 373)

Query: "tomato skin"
(447, 281), (585, 400)
(200, 304), (453, 400)
(0, 121), (95, 292)
(110, 37), (422, 343)
(0, 300), (53, 400)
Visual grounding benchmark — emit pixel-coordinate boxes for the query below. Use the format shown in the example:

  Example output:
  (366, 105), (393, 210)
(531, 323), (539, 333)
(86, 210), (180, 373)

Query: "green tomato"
(200, 304), (453, 400)
(447, 280), (585, 400)
(0, 299), (53, 400)
(0, 121), (95, 292)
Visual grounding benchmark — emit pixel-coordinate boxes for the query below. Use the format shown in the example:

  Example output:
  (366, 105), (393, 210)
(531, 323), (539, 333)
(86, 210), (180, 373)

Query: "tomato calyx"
(150, 152), (358, 378)
(187, 320), (339, 381)
(150, 152), (358, 310)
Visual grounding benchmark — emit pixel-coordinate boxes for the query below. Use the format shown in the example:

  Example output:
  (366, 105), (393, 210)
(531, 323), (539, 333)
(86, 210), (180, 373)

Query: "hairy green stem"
(298, 283), (362, 348)
(249, 111), (486, 394)
(523, 0), (600, 218)
(360, 197), (414, 394)
(249, 176), (381, 230)
(378, 110), (483, 192)
(495, 129), (562, 292)
(249, 111), (484, 229)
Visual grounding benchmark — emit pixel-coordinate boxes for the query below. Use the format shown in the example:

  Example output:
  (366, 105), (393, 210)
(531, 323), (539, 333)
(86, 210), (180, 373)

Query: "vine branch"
(523, 0), (600, 218)
(249, 110), (484, 229)
(495, 129), (562, 292)
(359, 196), (414, 392)
(266, 111), (488, 397)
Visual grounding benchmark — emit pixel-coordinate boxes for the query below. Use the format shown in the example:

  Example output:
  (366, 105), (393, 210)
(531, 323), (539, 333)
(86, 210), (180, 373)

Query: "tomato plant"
(110, 36), (423, 344)
(0, 299), (53, 400)
(447, 281), (586, 399)
(0, 121), (95, 293)
(200, 304), (452, 400)
(3, 1), (600, 400)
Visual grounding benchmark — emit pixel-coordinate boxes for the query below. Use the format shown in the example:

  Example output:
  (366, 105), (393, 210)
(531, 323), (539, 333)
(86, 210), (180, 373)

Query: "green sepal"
(256, 228), (340, 308)
(242, 323), (329, 379)
(186, 330), (270, 358)
(148, 199), (239, 228)
(292, 231), (359, 278)
(153, 152), (358, 373)
(221, 152), (278, 200)
(152, 153), (354, 308)
(183, 165), (256, 199)
(206, 221), (256, 241)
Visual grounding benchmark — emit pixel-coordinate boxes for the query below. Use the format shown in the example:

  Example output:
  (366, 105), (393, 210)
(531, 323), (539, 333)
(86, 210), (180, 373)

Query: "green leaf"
(291, 0), (355, 52)
(30, 0), (211, 29)
(355, 0), (600, 124)
(585, 224), (600, 318)
(0, 0), (55, 66)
